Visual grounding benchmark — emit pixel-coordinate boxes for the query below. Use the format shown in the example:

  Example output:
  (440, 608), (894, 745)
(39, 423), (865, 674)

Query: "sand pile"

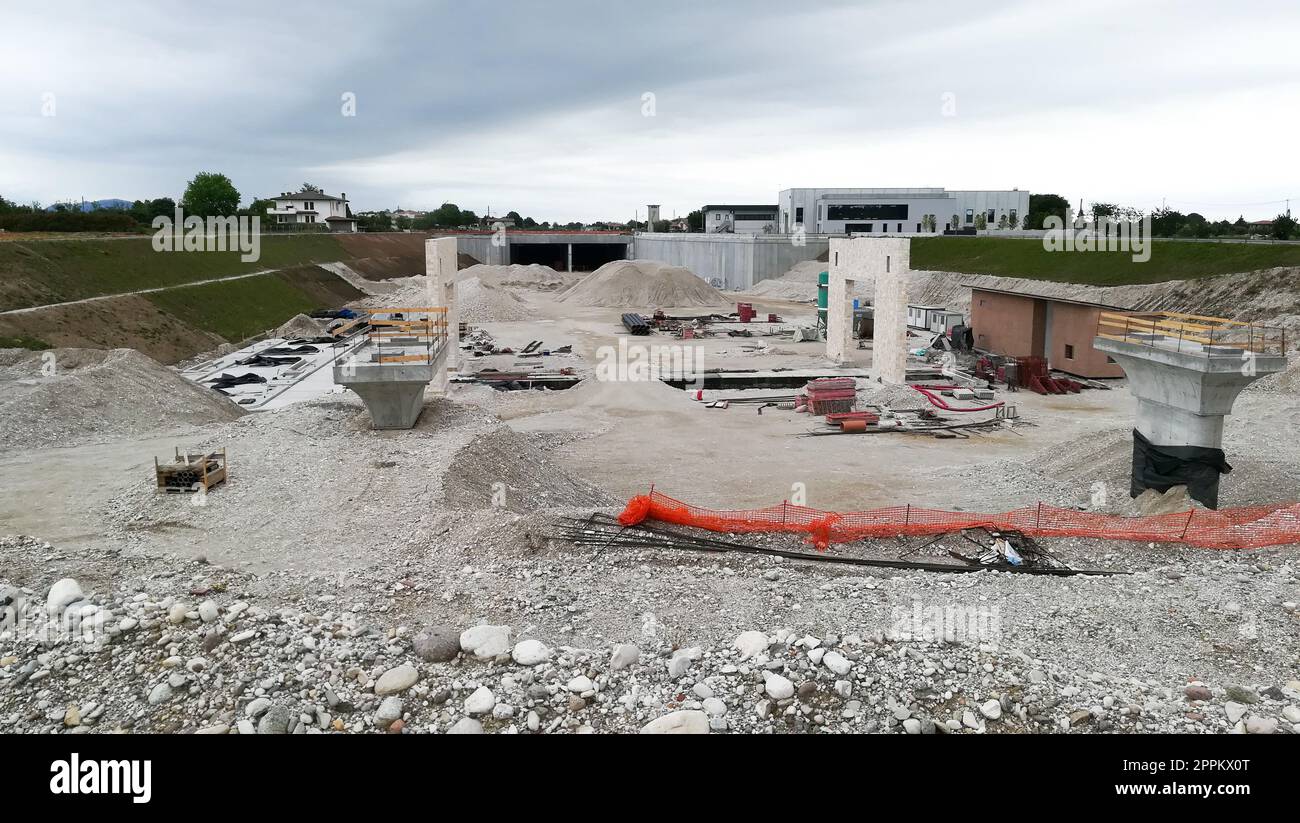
(273, 313), (330, 339)
(443, 425), (615, 512)
(558, 260), (725, 308)
(457, 277), (531, 323)
(0, 347), (244, 450)
(747, 261), (825, 302)
(459, 263), (579, 291)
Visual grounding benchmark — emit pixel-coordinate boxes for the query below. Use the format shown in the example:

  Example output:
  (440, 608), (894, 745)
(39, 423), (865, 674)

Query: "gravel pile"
(3, 534), (1296, 734)
(456, 277), (532, 323)
(443, 425), (615, 512)
(272, 314), (330, 339)
(0, 348), (244, 451)
(558, 260), (726, 308)
(746, 260), (856, 303)
(458, 263), (579, 292)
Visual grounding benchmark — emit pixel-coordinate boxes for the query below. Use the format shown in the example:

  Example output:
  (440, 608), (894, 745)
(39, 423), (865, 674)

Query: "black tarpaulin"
(1130, 428), (1232, 509)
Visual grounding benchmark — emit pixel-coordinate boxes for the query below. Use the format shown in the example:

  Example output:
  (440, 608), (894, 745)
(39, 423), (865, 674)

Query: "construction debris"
(155, 447), (228, 493)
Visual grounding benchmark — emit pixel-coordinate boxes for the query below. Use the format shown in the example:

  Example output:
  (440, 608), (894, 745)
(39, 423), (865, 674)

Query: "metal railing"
(364, 307), (449, 365)
(1096, 311), (1286, 355)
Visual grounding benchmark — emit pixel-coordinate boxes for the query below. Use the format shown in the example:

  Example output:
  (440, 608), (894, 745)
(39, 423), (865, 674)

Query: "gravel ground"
(2, 532), (1297, 734)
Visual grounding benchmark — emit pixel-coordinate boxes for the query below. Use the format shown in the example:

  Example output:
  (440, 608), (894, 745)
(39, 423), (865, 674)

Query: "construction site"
(1, 233), (1299, 738)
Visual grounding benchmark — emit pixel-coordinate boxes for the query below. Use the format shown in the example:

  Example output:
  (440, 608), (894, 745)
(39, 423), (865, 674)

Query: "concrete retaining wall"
(632, 233), (830, 290)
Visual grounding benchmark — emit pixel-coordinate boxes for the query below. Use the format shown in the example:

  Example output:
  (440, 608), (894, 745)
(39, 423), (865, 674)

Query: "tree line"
(1025, 193), (1296, 240)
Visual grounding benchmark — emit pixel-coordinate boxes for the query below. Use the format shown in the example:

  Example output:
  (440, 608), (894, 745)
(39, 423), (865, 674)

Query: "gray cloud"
(2, 0), (1298, 220)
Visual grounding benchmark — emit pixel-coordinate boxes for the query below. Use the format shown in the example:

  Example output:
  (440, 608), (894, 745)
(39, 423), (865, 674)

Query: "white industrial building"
(777, 188), (1029, 235)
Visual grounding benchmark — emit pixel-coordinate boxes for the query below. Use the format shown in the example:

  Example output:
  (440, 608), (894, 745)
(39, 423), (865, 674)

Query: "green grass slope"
(144, 268), (362, 342)
(0, 234), (349, 311)
(910, 237), (1300, 286)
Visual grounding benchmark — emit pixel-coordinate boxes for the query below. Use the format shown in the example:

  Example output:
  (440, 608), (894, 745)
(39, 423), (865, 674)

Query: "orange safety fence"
(616, 490), (1300, 551)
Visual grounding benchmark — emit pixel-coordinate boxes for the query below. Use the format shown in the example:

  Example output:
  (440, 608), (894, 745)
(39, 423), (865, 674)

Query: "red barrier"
(617, 490), (1300, 551)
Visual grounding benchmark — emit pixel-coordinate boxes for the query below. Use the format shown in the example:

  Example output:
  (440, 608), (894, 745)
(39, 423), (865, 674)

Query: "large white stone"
(733, 631), (768, 661)
(46, 579), (83, 615)
(765, 673), (795, 700)
(459, 625), (512, 660)
(511, 639), (552, 666)
(822, 651), (852, 676)
(464, 686), (495, 715)
(640, 710), (709, 734)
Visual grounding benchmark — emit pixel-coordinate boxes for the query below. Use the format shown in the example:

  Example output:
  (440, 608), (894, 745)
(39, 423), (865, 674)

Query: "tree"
(686, 210), (704, 232)
(1090, 202), (1117, 220)
(181, 172), (240, 217)
(1179, 212), (1210, 238)
(430, 202), (462, 226)
(243, 198), (275, 219)
(1272, 213), (1296, 240)
(522, 216), (538, 228)
(505, 210), (522, 226)
(950, 214), (959, 231)
(1026, 194), (1069, 230)
(974, 212), (987, 230)
(301, 183), (323, 193)
(997, 214), (1009, 229)
(1149, 207), (1186, 237)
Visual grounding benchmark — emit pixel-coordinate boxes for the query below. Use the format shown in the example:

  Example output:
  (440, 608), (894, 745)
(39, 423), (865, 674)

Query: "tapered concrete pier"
(1094, 311), (1286, 506)
(333, 308), (449, 429)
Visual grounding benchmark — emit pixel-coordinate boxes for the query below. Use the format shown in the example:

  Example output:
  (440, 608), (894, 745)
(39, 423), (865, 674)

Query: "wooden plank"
(376, 354), (433, 364)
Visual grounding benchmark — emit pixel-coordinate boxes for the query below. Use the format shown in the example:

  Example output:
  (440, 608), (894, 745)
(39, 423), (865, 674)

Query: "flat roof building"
(967, 285), (1126, 379)
(778, 188), (1028, 235)
(702, 204), (779, 234)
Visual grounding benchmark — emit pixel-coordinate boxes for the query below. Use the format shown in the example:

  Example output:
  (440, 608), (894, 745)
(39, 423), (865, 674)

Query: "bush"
(0, 210), (142, 233)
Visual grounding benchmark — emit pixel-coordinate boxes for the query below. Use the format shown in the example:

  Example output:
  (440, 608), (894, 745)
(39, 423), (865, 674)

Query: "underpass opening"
(571, 243), (627, 272)
(509, 243), (567, 270)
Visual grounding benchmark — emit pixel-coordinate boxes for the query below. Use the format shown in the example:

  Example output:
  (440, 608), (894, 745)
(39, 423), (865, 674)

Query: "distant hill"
(45, 198), (133, 213)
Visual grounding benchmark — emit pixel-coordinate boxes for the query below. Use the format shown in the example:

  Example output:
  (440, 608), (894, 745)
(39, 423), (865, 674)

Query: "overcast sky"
(2, 0), (1298, 222)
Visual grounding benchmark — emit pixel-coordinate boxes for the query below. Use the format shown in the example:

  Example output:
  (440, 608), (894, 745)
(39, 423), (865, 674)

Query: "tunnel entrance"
(571, 243), (627, 271)
(508, 242), (627, 272)
(509, 243), (567, 270)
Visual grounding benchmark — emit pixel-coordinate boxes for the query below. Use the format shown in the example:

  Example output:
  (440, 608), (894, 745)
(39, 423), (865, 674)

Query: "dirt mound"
(457, 277), (531, 323)
(748, 260), (845, 302)
(443, 425), (615, 512)
(0, 347), (244, 450)
(907, 265), (1300, 326)
(558, 260), (726, 308)
(272, 313), (330, 339)
(459, 263), (578, 291)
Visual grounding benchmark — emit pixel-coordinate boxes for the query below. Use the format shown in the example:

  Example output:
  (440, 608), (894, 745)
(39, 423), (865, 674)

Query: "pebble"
(979, 699), (1002, 720)
(147, 682), (172, 705)
(374, 696), (403, 728)
(464, 686), (495, 715)
(448, 717), (484, 734)
(374, 664), (419, 696)
(822, 651), (852, 676)
(412, 626), (460, 662)
(609, 644), (640, 670)
(511, 639), (552, 666)
(197, 600), (219, 623)
(765, 673), (794, 700)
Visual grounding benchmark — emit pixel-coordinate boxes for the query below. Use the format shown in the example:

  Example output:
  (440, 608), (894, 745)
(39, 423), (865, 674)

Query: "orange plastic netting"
(616, 490), (1300, 551)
